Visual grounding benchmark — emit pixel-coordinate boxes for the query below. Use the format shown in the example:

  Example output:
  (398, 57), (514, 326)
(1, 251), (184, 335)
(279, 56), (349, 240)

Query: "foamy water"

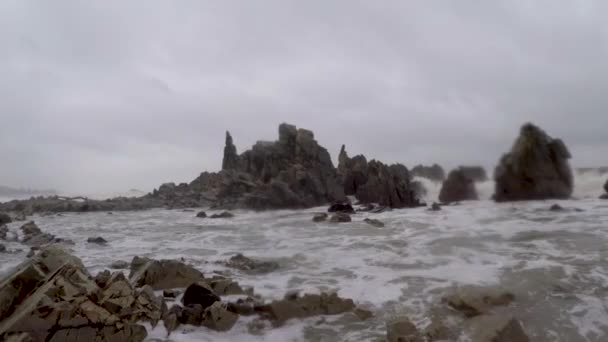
(1, 172), (607, 341)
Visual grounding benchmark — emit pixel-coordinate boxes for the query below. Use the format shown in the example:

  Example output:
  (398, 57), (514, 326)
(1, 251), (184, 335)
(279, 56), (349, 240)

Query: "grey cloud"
(1, 0), (607, 194)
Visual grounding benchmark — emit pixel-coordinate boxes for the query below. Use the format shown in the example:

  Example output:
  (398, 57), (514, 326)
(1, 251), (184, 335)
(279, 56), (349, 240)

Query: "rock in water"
(327, 203), (354, 213)
(363, 218), (385, 228)
(0, 213), (11, 225)
(494, 123), (573, 201)
(129, 256), (205, 290)
(439, 168), (479, 203)
(429, 202), (442, 211)
(471, 315), (530, 342)
(182, 282), (220, 309)
(196, 211), (207, 218)
(312, 213), (328, 222)
(210, 211), (234, 219)
(87, 236), (108, 245)
(224, 254), (280, 274)
(255, 292), (356, 324)
(386, 316), (424, 342)
(604, 179), (608, 193)
(330, 213), (352, 223)
(602, 178), (608, 199)
(442, 286), (515, 318)
(0, 225), (8, 240)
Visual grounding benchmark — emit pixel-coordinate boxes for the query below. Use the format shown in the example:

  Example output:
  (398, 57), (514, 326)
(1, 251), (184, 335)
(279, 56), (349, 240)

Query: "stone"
(386, 316), (424, 342)
(195, 211), (207, 218)
(312, 213), (328, 222)
(328, 203), (355, 214)
(549, 204), (564, 211)
(182, 282), (220, 309)
(94, 270), (112, 288)
(411, 164), (446, 182)
(20, 222), (41, 237)
(470, 315), (530, 342)
(209, 278), (246, 296)
(604, 178), (608, 194)
(224, 254), (279, 274)
(439, 168), (479, 203)
(330, 213), (351, 223)
(210, 211), (234, 219)
(255, 292), (355, 324)
(163, 305), (181, 335)
(129, 256), (204, 290)
(163, 289), (179, 298)
(363, 218), (385, 228)
(494, 123), (573, 201)
(201, 301), (238, 332)
(443, 286), (515, 318)
(0, 244), (5, 253)
(0, 224), (7, 240)
(110, 260), (129, 269)
(429, 202), (442, 211)
(87, 237), (108, 245)
(0, 213), (12, 225)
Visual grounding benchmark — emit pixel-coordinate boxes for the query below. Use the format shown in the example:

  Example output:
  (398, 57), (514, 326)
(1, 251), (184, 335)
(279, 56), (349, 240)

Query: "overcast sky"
(1, 1), (607, 194)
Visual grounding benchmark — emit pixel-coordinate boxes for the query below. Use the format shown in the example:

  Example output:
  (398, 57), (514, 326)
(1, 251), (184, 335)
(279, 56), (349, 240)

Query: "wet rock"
(129, 256), (204, 290)
(494, 123), (573, 201)
(224, 254), (279, 274)
(110, 260), (129, 269)
(195, 211), (207, 218)
(363, 218), (385, 228)
(209, 278), (246, 296)
(411, 164), (446, 182)
(94, 270), (112, 288)
(13, 212), (26, 222)
(0, 224), (7, 240)
(163, 305), (182, 335)
(0, 244), (6, 253)
(163, 289), (180, 299)
(255, 292), (356, 324)
(429, 202), (442, 211)
(443, 286), (515, 317)
(210, 211), (234, 219)
(386, 316), (424, 342)
(87, 236), (108, 245)
(470, 315), (530, 342)
(605, 178), (608, 193)
(182, 282), (220, 309)
(601, 193), (608, 200)
(20, 222), (41, 237)
(0, 212), (11, 225)
(353, 307), (374, 320)
(370, 206), (390, 213)
(328, 202), (355, 214)
(312, 213), (328, 222)
(201, 301), (239, 332)
(549, 204), (564, 211)
(439, 168), (478, 203)
(330, 212), (352, 223)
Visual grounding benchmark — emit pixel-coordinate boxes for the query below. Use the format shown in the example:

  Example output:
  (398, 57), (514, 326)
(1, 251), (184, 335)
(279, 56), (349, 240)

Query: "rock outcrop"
(129, 256), (205, 290)
(439, 168), (479, 203)
(338, 146), (424, 208)
(411, 164), (446, 182)
(459, 166), (488, 182)
(494, 123), (573, 201)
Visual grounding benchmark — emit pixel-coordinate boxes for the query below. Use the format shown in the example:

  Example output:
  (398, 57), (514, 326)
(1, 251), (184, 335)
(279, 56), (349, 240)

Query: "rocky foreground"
(0, 240), (531, 342)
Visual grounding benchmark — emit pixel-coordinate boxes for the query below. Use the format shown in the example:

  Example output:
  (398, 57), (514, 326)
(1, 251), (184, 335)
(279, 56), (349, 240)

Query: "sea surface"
(1, 173), (607, 341)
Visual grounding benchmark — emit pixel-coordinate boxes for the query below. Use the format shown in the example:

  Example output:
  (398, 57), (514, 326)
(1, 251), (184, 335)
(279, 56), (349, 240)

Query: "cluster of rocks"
(0, 245), (368, 340)
(411, 164), (446, 182)
(494, 123), (573, 201)
(439, 167), (479, 203)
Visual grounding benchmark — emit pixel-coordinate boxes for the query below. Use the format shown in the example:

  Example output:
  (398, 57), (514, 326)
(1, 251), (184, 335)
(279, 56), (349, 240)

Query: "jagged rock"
(443, 286), (515, 318)
(222, 131), (239, 171)
(20, 222), (41, 237)
(0, 225), (7, 240)
(439, 168), (479, 203)
(208, 278), (246, 296)
(459, 166), (488, 182)
(163, 305), (182, 335)
(386, 316), (424, 342)
(549, 204), (564, 212)
(87, 236), (108, 245)
(328, 203), (355, 214)
(470, 315), (530, 342)
(224, 254), (279, 274)
(330, 213), (351, 223)
(312, 213), (328, 222)
(411, 164), (446, 182)
(195, 211), (207, 218)
(163, 289), (179, 299)
(338, 145), (370, 195)
(129, 256), (204, 290)
(0, 213), (12, 225)
(182, 282), (220, 309)
(255, 292), (356, 324)
(494, 123), (573, 201)
(429, 202), (442, 211)
(201, 302), (239, 332)
(94, 270), (112, 288)
(110, 260), (129, 269)
(363, 218), (385, 228)
(210, 211), (234, 219)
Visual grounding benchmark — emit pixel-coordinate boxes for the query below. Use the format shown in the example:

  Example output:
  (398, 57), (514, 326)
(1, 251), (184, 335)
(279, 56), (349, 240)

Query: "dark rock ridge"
(337, 145), (424, 208)
(494, 123), (573, 202)
(411, 164), (446, 182)
(458, 166), (488, 182)
(439, 168), (479, 203)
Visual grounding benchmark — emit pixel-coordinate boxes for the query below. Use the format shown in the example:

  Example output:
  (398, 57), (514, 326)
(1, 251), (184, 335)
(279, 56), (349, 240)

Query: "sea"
(1, 171), (607, 341)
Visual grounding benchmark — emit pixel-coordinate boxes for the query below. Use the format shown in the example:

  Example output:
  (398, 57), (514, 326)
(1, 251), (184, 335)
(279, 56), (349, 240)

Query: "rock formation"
(338, 146), (424, 208)
(458, 166), (488, 182)
(411, 164), (446, 182)
(439, 168), (479, 203)
(221, 131), (239, 171)
(494, 123), (573, 201)
(601, 178), (608, 199)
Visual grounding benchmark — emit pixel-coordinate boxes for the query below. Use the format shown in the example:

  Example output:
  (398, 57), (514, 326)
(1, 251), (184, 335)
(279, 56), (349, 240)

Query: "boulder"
(494, 123), (573, 201)
(163, 289), (180, 299)
(549, 204), (564, 212)
(201, 302), (239, 332)
(129, 256), (204, 290)
(224, 254), (279, 274)
(255, 292), (356, 324)
(87, 237), (108, 245)
(442, 286), (515, 318)
(602, 179), (608, 199)
(363, 218), (385, 228)
(429, 202), (442, 211)
(470, 315), (530, 342)
(411, 164), (446, 182)
(0, 244), (5, 253)
(210, 211), (234, 219)
(330, 213), (352, 223)
(195, 211), (207, 218)
(208, 278), (246, 296)
(0, 213), (11, 225)
(20, 222), (41, 238)
(0, 225), (7, 240)
(94, 270), (112, 288)
(182, 282), (220, 309)
(459, 166), (488, 182)
(386, 316), (424, 342)
(439, 168), (479, 203)
(328, 202), (355, 214)
(605, 178), (608, 193)
(312, 213), (328, 222)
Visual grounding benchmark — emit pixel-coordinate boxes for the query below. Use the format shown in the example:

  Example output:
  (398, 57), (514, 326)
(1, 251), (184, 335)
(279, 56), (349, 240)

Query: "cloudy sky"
(1, 0), (607, 194)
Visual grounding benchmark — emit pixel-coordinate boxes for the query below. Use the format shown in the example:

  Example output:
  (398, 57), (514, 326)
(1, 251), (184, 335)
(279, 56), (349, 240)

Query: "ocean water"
(1, 173), (608, 341)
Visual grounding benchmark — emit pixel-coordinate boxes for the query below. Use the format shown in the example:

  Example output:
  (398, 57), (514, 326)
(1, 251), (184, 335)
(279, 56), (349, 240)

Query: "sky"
(1, 0), (608, 195)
